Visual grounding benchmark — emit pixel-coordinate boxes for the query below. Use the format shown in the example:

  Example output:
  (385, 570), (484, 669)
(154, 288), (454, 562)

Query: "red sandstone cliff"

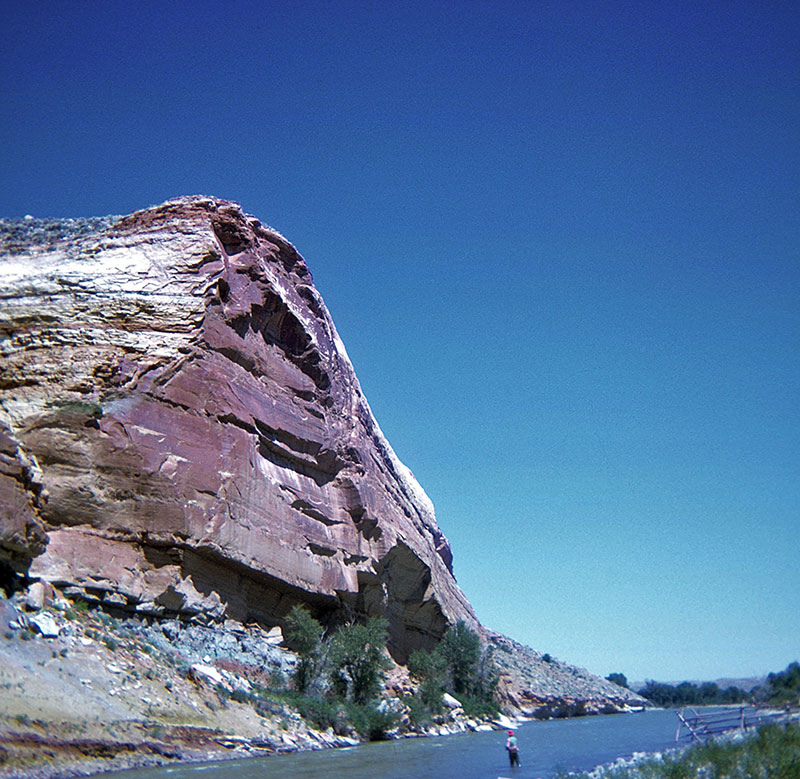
(0, 197), (476, 661)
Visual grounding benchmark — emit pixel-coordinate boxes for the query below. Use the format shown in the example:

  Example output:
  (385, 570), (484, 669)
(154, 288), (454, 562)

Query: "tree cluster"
(284, 605), (390, 702)
(406, 620), (498, 722)
(282, 605), (395, 739)
(606, 672), (628, 688)
(754, 661), (800, 705)
(281, 609), (498, 737)
(633, 660), (800, 708)
(637, 680), (749, 707)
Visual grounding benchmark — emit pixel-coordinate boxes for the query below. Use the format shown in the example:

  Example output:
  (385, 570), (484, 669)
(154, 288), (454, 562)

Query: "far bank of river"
(113, 708), (681, 779)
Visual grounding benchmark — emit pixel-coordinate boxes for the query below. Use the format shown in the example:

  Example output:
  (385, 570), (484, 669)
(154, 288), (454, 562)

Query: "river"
(113, 709), (680, 779)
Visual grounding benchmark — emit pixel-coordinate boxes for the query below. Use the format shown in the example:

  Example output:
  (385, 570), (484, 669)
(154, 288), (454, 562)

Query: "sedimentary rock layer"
(0, 197), (476, 660)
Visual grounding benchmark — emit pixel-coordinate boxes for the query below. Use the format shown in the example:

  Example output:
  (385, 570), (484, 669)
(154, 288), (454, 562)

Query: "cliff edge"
(0, 197), (475, 663)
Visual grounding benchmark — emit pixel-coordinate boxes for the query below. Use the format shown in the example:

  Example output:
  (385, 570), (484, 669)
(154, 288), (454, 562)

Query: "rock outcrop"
(488, 632), (644, 717)
(0, 198), (647, 717)
(0, 197), (475, 661)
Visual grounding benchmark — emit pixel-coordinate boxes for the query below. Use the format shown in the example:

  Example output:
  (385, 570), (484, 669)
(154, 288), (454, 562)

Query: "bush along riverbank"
(0, 585), (513, 779)
(558, 721), (800, 779)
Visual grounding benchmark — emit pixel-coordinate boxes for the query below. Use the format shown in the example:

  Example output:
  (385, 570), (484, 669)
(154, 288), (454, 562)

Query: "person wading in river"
(505, 729), (521, 768)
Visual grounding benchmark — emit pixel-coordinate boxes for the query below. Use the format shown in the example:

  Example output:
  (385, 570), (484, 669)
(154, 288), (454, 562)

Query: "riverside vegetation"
(605, 663), (800, 708)
(279, 604), (498, 738)
(559, 721), (800, 778)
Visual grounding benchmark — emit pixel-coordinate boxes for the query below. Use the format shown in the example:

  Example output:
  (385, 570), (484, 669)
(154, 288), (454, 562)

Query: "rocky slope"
(0, 197), (646, 774)
(0, 588), (364, 778)
(488, 632), (643, 718)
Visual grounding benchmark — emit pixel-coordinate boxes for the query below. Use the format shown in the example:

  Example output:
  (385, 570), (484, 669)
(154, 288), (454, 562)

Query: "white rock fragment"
(442, 692), (462, 709)
(191, 662), (225, 685)
(29, 612), (60, 637)
(492, 713), (517, 730)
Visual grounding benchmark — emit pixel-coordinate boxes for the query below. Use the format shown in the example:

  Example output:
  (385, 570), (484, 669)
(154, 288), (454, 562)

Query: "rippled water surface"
(115, 709), (680, 779)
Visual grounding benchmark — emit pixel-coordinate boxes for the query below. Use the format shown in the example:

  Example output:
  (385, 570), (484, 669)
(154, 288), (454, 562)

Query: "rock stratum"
(0, 196), (473, 662)
(0, 197), (645, 726)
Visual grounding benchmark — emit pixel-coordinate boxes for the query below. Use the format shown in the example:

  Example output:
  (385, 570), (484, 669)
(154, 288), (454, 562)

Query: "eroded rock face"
(0, 423), (47, 573)
(488, 631), (647, 714)
(0, 197), (476, 660)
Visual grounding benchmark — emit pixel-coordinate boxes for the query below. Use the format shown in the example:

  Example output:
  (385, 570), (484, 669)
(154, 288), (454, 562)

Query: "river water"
(113, 709), (681, 779)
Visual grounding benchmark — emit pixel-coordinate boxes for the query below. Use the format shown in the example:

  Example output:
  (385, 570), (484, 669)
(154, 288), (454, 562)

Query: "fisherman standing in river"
(505, 729), (521, 769)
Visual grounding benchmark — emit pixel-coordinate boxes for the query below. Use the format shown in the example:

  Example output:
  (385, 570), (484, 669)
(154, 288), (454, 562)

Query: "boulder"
(441, 692), (462, 709)
(190, 663), (225, 686)
(25, 581), (52, 610)
(29, 612), (60, 637)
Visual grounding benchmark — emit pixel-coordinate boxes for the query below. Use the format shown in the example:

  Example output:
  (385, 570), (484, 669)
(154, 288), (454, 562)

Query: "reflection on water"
(115, 709), (679, 779)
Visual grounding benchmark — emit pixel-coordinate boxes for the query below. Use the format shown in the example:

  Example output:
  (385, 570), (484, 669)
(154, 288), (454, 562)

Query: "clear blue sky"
(2, 0), (798, 683)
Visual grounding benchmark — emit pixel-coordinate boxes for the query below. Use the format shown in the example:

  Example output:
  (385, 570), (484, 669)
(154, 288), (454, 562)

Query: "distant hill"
(714, 676), (766, 693)
(630, 676), (766, 693)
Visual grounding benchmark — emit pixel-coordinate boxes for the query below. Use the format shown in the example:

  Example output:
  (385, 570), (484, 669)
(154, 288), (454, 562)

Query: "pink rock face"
(0, 197), (476, 659)
(0, 423), (47, 572)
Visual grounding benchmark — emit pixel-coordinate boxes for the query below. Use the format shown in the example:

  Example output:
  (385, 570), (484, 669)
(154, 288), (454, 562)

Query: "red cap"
(508, 730), (514, 734)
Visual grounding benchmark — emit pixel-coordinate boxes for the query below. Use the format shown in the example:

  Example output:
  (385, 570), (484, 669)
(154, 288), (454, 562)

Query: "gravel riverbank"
(0, 587), (514, 779)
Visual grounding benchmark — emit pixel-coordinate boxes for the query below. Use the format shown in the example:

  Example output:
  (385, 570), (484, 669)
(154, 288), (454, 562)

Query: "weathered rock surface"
(0, 423), (47, 574)
(489, 631), (645, 716)
(0, 197), (475, 660)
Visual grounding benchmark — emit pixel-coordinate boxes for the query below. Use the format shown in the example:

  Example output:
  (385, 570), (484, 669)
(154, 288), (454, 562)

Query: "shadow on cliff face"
(0, 560), (23, 597)
(136, 540), (446, 666)
(332, 542), (448, 664)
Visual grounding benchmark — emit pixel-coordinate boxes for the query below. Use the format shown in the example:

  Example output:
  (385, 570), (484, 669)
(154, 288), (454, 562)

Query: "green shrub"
(561, 722), (800, 778)
(214, 683), (230, 704)
(343, 701), (399, 741)
(328, 618), (390, 705)
(280, 691), (339, 731)
(762, 661), (800, 704)
(229, 688), (251, 704)
(283, 605), (324, 694)
(459, 693), (499, 719)
(440, 621), (481, 696)
(269, 670), (286, 690)
(606, 672), (628, 688)
(407, 648), (446, 712)
(404, 693), (433, 728)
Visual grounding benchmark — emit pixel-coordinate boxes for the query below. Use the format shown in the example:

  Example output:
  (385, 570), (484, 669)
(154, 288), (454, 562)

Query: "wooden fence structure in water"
(675, 706), (796, 743)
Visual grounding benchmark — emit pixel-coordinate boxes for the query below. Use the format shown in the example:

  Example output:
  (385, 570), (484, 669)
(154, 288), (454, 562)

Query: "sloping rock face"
(0, 197), (477, 661)
(488, 632), (647, 715)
